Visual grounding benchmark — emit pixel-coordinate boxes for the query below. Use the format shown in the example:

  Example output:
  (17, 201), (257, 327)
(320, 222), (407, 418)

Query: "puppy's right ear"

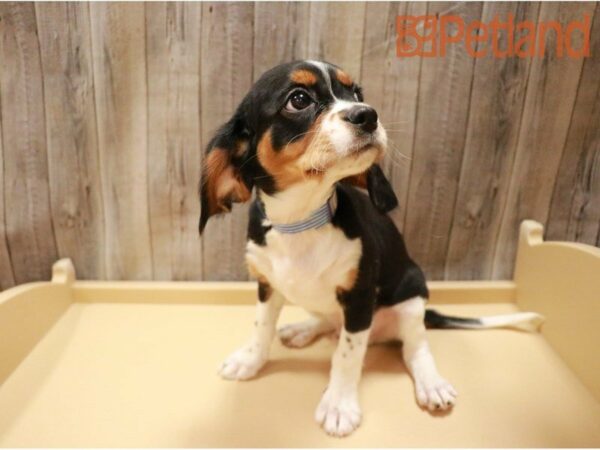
(343, 164), (398, 213)
(199, 114), (253, 234)
(365, 164), (398, 213)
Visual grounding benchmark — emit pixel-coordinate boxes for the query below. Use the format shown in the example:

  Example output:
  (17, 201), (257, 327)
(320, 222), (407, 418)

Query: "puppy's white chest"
(246, 225), (361, 315)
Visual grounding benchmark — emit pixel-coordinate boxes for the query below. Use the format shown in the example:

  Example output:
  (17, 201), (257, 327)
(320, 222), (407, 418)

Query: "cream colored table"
(1, 221), (599, 447)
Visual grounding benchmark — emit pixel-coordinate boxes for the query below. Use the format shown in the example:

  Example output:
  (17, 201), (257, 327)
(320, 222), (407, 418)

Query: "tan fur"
(290, 69), (318, 85)
(246, 224), (362, 319)
(258, 279), (273, 301)
(337, 268), (359, 294)
(234, 139), (249, 157)
(247, 260), (260, 279)
(257, 120), (329, 190)
(341, 172), (368, 190)
(346, 268), (359, 287)
(336, 69), (353, 87)
(248, 260), (273, 301)
(247, 261), (269, 286)
(203, 148), (251, 214)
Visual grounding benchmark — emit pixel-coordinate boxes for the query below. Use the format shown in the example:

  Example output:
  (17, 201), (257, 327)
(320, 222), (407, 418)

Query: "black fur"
(258, 280), (271, 302)
(247, 200), (270, 246)
(245, 183), (428, 333)
(200, 60), (430, 335)
(331, 184), (428, 332)
(366, 165), (399, 213)
(198, 60), (365, 208)
(424, 310), (482, 329)
(198, 113), (256, 233)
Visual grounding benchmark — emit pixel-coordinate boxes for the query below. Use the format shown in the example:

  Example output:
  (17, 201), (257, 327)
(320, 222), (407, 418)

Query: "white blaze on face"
(307, 60), (333, 91)
(306, 60), (387, 159)
(321, 100), (359, 156)
(320, 100), (388, 157)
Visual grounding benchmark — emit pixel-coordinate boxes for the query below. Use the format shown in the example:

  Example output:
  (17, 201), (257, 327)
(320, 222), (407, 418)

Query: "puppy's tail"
(424, 309), (545, 332)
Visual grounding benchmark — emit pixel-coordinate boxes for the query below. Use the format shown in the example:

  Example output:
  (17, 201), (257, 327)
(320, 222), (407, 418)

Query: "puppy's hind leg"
(278, 315), (336, 348)
(395, 297), (457, 411)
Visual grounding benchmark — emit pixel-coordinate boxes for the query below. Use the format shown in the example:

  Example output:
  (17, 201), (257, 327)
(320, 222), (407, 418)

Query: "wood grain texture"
(35, 2), (105, 281)
(0, 87), (15, 290)
(253, 3), (309, 80)
(89, 3), (153, 280)
(0, 2), (598, 286)
(0, 2), (58, 284)
(445, 2), (540, 280)
(361, 2), (426, 232)
(492, 2), (597, 279)
(547, 5), (600, 247)
(307, 2), (366, 77)
(200, 2), (254, 281)
(146, 2), (203, 281)
(403, 2), (483, 280)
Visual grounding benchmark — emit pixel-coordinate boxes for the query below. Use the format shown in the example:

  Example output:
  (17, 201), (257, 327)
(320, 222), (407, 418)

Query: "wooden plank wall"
(0, 1), (598, 288)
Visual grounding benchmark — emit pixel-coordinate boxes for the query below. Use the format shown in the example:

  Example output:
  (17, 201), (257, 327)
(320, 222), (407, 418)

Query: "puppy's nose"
(344, 105), (378, 133)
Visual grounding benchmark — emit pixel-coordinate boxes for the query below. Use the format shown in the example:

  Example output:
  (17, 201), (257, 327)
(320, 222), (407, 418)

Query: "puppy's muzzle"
(343, 105), (378, 134)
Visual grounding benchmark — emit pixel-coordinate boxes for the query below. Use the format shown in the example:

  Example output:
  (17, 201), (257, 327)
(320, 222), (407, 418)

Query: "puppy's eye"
(285, 90), (313, 112)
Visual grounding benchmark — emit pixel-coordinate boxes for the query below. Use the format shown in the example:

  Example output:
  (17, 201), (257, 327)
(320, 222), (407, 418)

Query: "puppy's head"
(199, 60), (397, 233)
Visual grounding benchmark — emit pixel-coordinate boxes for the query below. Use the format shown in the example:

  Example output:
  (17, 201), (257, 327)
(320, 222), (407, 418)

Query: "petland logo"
(397, 14), (591, 58)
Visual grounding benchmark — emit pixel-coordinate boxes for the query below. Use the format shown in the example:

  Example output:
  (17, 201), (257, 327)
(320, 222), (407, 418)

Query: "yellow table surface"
(1, 301), (599, 447)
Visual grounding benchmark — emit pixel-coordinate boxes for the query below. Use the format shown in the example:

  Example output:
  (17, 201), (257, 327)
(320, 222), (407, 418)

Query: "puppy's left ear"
(199, 114), (253, 234)
(343, 164), (398, 213)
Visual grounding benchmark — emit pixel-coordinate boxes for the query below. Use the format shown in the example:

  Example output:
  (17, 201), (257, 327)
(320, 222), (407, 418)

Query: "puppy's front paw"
(415, 376), (457, 411)
(315, 388), (362, 437)
(218, 345), (266, 381)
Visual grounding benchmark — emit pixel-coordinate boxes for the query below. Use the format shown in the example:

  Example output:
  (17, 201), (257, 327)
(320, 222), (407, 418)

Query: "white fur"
(257, 179), (333, 224)
(246, 223), (361, 319)
(218, 293), (283, 380)
(278, 315), (335, 348)
(472, 312), (545, 331)
(246, 172), (365, 322)
(395, 297), (457, 411)
(261, 147), (380, 225)
(321, 100), (358, 155)
(316, 328), (370, 437)
(306, 59), (388, 160)
(226, 226), (459, 434)
(307, 60), (333, 92)
(218, 61), (453, 437)
(320, 100), (388, 157)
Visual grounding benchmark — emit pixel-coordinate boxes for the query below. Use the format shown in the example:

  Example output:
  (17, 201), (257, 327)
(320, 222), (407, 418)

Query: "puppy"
(198, 60), (543, 437)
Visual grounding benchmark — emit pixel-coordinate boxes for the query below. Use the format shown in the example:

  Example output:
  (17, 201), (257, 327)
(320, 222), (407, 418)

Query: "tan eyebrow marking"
(336, 69), (353, 87)
(290, 69), (317, 85)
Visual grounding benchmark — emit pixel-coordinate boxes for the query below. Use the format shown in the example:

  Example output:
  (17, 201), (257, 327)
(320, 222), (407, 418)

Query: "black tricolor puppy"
(199, 60), (544, 437)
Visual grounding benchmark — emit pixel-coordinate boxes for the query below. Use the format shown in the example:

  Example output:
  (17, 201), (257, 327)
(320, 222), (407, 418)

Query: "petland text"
(397, 14), (591, 59)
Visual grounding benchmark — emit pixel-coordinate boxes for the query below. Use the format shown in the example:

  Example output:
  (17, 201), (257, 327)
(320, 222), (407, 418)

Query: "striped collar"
(259, 192), (337, 234)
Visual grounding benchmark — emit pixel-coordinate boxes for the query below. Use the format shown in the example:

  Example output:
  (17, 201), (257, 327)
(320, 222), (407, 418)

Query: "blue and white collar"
(259, 192), (337, 234)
